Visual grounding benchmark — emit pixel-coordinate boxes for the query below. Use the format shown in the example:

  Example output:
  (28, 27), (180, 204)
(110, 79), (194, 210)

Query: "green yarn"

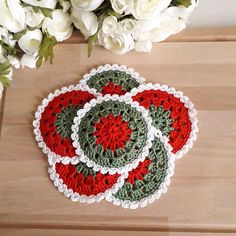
(114, 138), (168, 201)
(149, 105), (174, 136)
(76, 162), (96, 177)
(78, 100), (148, 168)
(87, 70), (140, 92)
(55, 104), (80, 139)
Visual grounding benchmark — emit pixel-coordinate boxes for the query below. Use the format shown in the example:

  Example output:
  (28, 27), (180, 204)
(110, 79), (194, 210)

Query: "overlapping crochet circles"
(33, 64), (198, 209)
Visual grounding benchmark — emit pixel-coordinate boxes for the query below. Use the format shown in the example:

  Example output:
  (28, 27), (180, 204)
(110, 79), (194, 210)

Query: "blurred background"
(189, 0), (236, 27)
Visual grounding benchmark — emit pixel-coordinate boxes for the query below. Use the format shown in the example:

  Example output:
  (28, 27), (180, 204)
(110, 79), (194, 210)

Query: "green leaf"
(0, 60), (12, 87)
(171, 0), (192, 7)
(0, 75), (11, 86)
(40, 7), (53, 18)
(21, 2), (53, 19)
(87, 34), (97, 58)
(36, 33), (57, 69)
(107, 9), (122, 18)
(13, 29), (27, 41)
(0, 41), (18, 57)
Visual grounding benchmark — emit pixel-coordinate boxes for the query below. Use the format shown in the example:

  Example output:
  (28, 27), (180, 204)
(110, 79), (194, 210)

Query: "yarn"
(39, 90), (95, 157)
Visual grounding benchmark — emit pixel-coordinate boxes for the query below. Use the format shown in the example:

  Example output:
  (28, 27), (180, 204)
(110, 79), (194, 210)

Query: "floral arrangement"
(0, 0), (197, 98)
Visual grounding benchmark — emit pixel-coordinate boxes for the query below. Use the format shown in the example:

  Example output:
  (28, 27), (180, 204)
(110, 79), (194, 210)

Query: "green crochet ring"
(80, 64), (144, 95)
(78, 100), (147, 168)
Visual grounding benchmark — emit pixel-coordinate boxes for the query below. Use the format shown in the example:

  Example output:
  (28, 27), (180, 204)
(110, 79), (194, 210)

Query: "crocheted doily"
(129, 84), (198, 159)
(33, 64), (199, 208)
(49, 162), (127, 203)
(71, 94), (155, 174)
(79, 64), (145, 96)
(33, 84), (97, 164)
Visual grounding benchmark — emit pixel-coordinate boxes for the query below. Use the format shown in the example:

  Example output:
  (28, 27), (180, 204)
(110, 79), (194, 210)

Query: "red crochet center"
(39, 90), (95, 157)
(127, 159), (152, 184)
(101, 82), (126, 95)
(93, 114), (132, 151)
(56, 163), (120, 196)
(132, 89), (192, 153)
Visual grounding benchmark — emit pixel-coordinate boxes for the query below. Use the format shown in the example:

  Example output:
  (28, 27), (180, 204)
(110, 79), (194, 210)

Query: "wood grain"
(65, 28), (236, 44)
(0, 29), (236, 235)
(1, 229), (232, 236)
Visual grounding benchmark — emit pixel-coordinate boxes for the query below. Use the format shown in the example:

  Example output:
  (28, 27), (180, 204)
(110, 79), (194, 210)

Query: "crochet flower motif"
(80, 64), (144, 95)
(101, 82), (126, 96)
(56, 163), (120, 196)
(34, 64), (198, 208)
(131, 86), (197, 157)
(93, 114), (132, 151)
(127, 159), (151, 185)
(38, 89), (95, 158)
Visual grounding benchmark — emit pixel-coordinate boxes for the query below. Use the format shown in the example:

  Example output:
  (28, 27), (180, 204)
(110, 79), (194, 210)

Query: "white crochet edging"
(106, 130), (175, 209)
(71, 94), (156, 175)
(79, 64), (145, 95)
(33, 84), (99, 166)
(128, 83), (199, 159)
(48, 164), (128, 203)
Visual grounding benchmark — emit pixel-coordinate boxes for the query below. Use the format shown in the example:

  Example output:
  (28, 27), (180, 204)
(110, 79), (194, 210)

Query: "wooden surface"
(0, 28), (236, 235)
(65, 27), (236, 44)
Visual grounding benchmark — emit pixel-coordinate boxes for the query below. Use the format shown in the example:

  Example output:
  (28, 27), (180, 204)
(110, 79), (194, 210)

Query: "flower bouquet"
(0, 0), (197, 98)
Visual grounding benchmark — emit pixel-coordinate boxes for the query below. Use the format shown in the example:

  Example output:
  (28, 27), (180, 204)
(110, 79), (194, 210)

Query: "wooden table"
(0, 28), (236, 236)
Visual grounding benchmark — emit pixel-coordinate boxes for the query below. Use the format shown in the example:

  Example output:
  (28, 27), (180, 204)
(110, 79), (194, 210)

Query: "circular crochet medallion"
(79, 64), (145, 96)
(33, 84), (97, 164)
(71, 94), (155, 174)
(106, 132), (174, 209)
(49, 162), (127, 203)
(130, 84), (198, 159)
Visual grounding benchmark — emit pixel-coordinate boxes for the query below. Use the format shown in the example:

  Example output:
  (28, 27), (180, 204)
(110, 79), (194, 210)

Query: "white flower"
(21, 54), (37, 68)
(59, 0), (71, 12)
(136, 7), (187, 42)
(135, 40), (152, 52)
(25, 7), (45, 28)
(98, 16), (134, 55)
(128, 0), (172, 20)
(150, 7), (188, 42)
(42, 9), (73, 42)
(101, 16), (117, 34)
(110, 0), (128, 14)
(0, 81), (3, 100)
(0, 27), (15, 47)
(18, 29), (43, 55)
(0, 0), (26, 33)
(134, 6), (189, 52)
(71, 0), (104, 11)
(21, 0), (57, 9)
(119, 19), (140, 38)
(8, 55), (21, 69)
(72, 9), (98, 38)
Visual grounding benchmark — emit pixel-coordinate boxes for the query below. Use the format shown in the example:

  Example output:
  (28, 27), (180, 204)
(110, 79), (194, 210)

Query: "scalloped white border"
(106, 130), (175, 209)
(79, 64), (145, 95)
(128, 83), (199, 159)
(48, 163), (128, 203)
(33, 84), (99, 166)
(71, 94), (156, 175)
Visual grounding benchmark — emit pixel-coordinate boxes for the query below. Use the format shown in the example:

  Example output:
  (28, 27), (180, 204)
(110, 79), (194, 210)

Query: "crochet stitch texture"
(86, 70), (140, 95)
(77, 100), (148, 169)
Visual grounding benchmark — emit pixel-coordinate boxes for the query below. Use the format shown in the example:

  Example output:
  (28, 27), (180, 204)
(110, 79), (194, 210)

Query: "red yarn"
(55, 163), (120, 196)
(101, 82), (126, 95)
(39, 90), (95, 157)
(93, 114), (132, 151)
(132, 89), (192, 153)
(127, 159), (152, 184)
